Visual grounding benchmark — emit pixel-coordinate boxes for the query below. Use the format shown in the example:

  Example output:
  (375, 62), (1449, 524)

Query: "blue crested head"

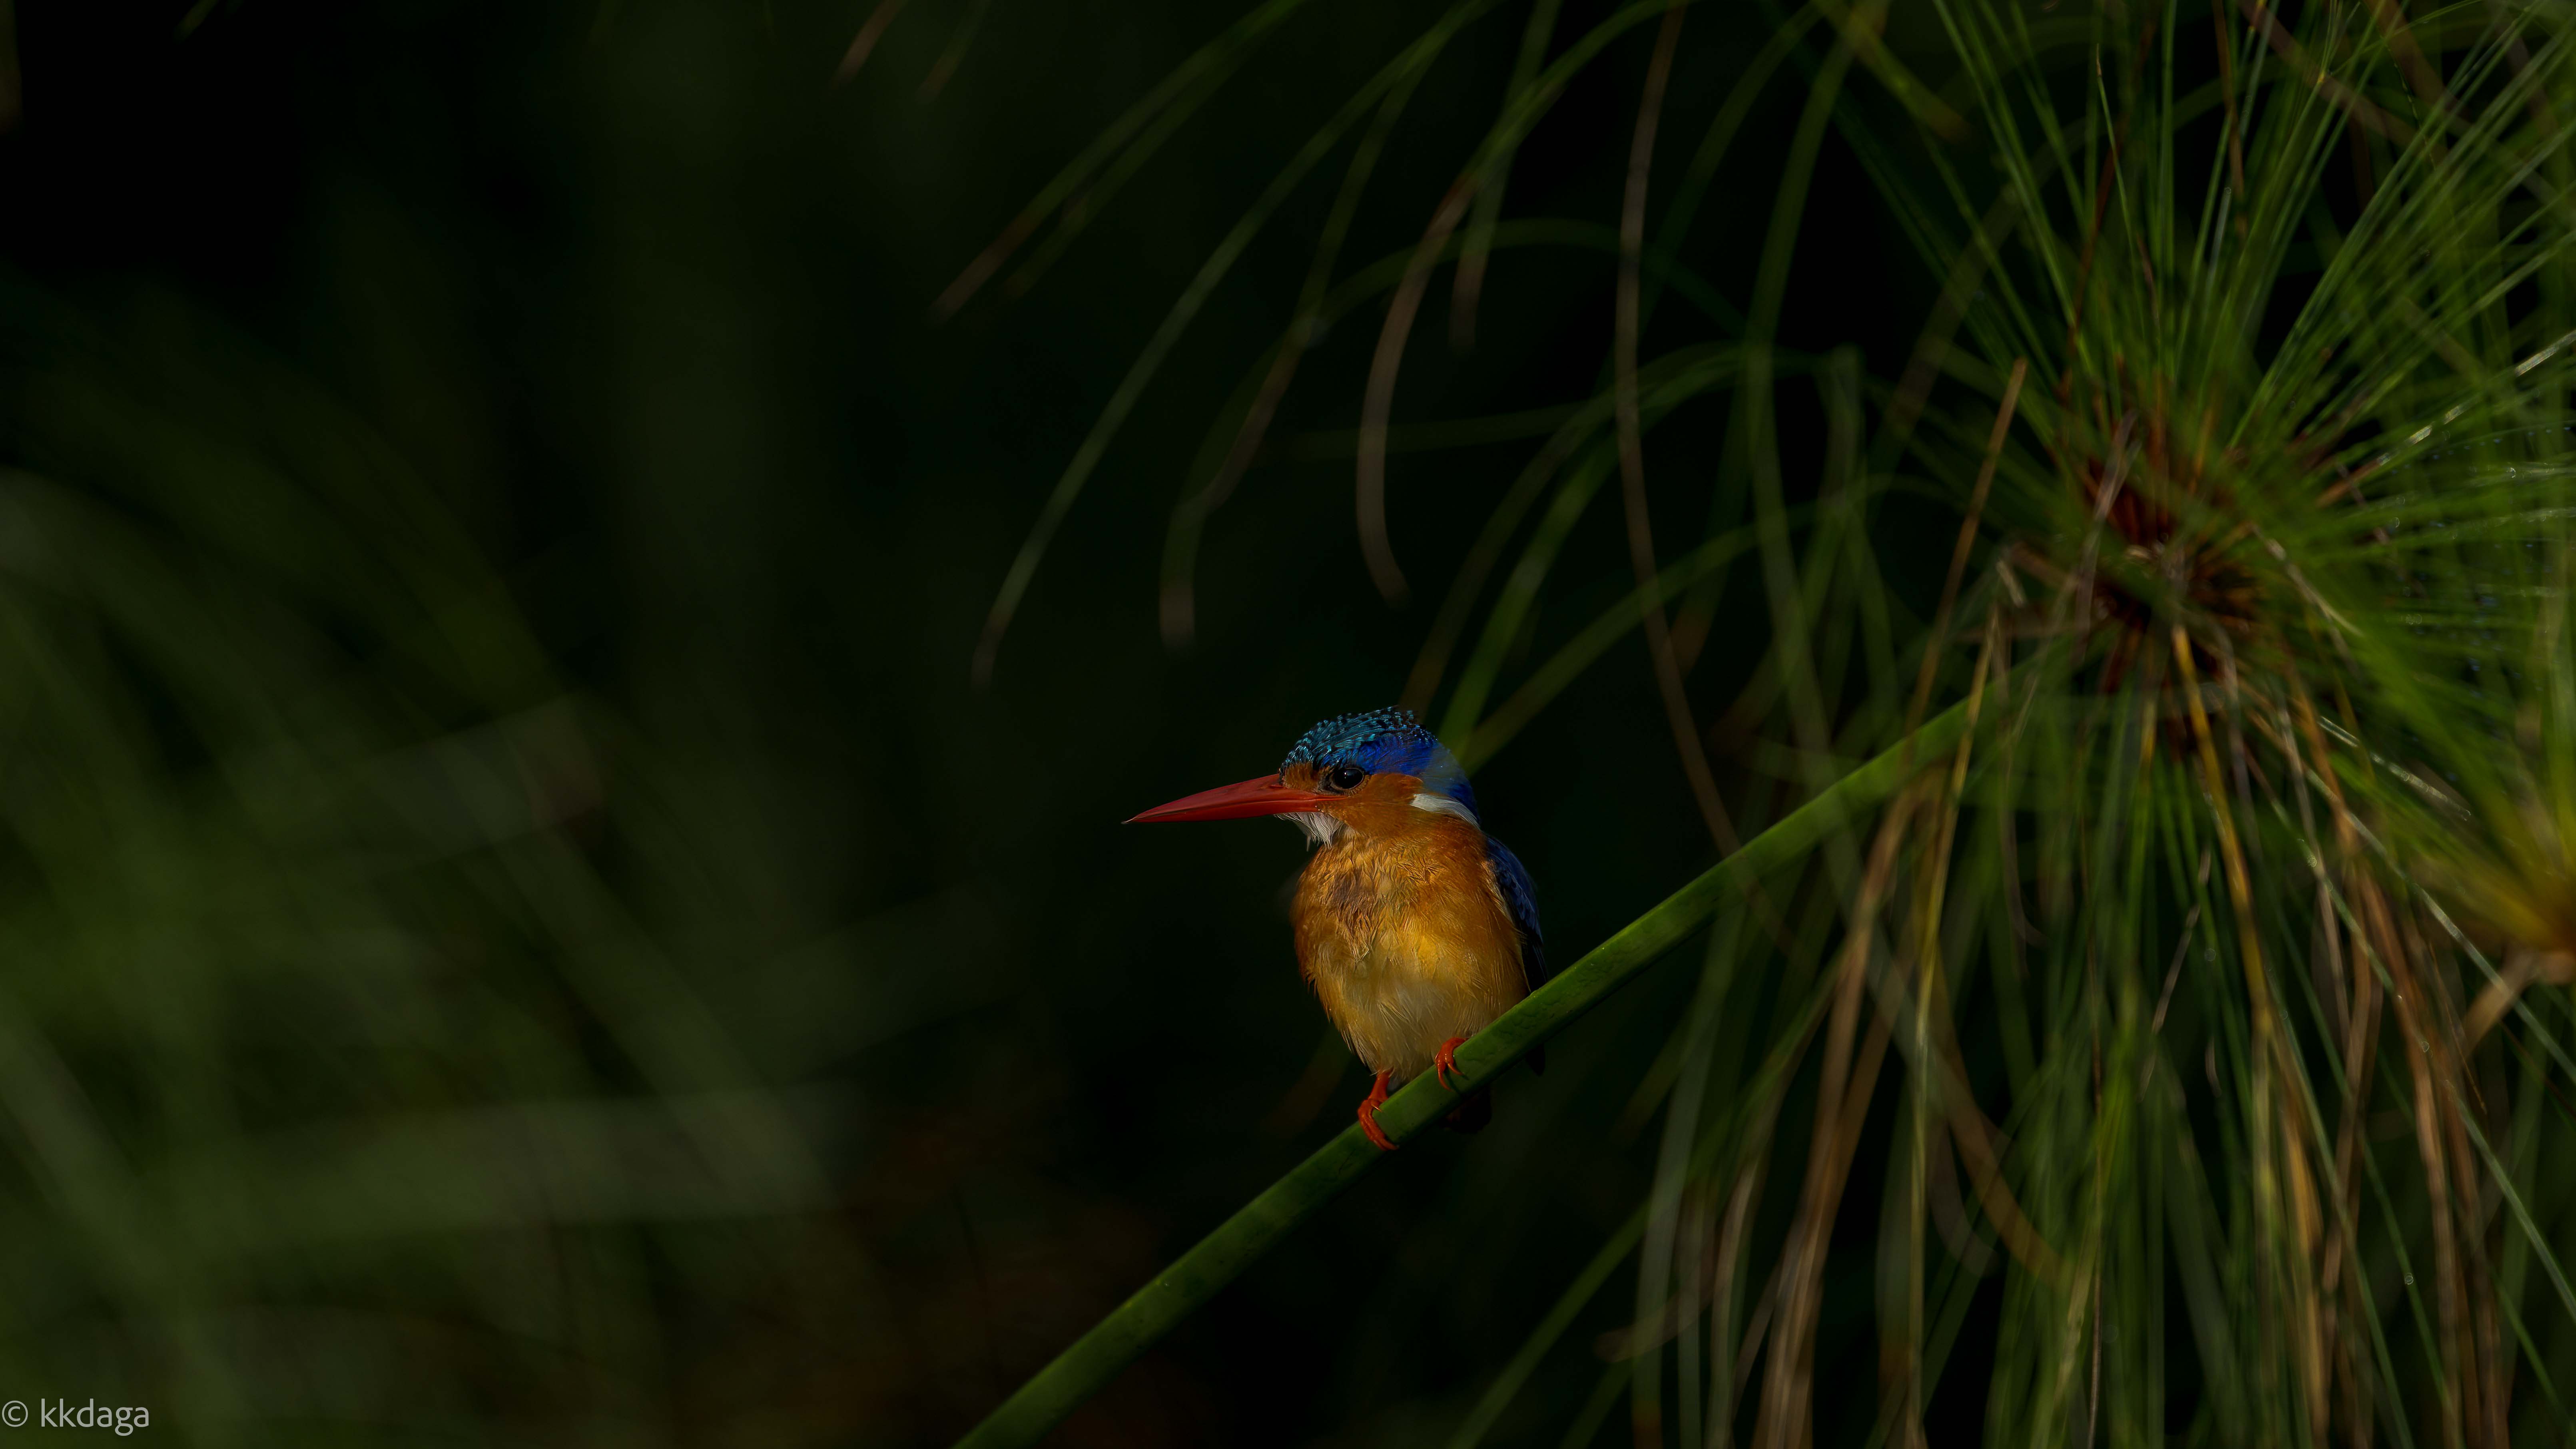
(1280, 708), (1478, 817)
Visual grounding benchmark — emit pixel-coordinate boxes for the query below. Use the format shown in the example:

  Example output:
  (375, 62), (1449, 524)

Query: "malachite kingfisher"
(1128, 708), (1545, 1150)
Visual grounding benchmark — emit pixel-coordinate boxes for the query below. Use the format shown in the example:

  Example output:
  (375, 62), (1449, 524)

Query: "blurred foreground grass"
(0, 8), (1705, 1444)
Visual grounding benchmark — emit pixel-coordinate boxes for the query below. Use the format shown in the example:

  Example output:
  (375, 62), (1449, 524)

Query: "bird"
(1127, 707), (1544, 1150)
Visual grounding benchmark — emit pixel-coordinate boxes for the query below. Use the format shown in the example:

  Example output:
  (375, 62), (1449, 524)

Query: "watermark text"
(0, 1400), (150, 1435)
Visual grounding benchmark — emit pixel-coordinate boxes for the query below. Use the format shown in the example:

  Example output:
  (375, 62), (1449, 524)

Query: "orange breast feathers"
(1284, 770), (1530, 1082)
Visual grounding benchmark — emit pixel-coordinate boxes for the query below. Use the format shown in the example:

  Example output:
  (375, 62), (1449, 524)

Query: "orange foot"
(1356, 1070), (1398, 1152)
(1432, 1036), (1470, 1092)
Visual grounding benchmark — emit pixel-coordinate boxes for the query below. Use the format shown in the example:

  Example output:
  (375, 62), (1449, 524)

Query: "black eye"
(1326, 764), (1365, 791)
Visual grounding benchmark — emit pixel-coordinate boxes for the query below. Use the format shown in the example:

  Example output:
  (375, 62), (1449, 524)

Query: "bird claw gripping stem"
(1432, 1036), (1469, 1092)
(1356, 1070), (1397, 1152)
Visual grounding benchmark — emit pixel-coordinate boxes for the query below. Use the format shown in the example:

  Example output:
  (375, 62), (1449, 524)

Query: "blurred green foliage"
(0, 3), (1839, 1444)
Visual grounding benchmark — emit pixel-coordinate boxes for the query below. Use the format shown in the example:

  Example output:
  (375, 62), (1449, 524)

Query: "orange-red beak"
(1125, 773), (1333, 823)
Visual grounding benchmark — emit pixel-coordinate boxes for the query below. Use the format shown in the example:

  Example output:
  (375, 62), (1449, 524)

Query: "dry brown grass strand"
(1753, 792), (1917, 1449)
(1875, 195), (2017, 468)
(2234, 0), (2415, 143)
(1906, 359), (2027, 743)
(2461, 946), (2576, 1050)
(1707, 1163), (1763, 1449)
(836, 0), (908, 83)
(1616, 1), (1743, 860)
(2170, 628), (2338, 1428)
(1448, 0), (1562, 353)
(2285, 682), (2391, 1446)
(2383, 922), (2484, 1445)
(2293, 653), (2511, 1447)
(1356, 180), (1479, 604)
(1922, 610), (2067, 1284)
(1879, 604), (2004, 1449)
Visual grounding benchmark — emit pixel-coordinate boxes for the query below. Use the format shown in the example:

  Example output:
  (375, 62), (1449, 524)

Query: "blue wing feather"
(1483, 836), (1546, 987)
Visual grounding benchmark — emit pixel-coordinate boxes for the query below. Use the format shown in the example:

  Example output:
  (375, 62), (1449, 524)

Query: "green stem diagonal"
(954, 692), (1982, 1449)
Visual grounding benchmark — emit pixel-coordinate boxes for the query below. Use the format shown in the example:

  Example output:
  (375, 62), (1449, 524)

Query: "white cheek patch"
(1282, 811), (1344, 847)
(1410, 792), (1480, 827)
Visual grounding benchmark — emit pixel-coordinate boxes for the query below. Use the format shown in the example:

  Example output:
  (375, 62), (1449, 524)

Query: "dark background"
(0, 2), (1946, 1443)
